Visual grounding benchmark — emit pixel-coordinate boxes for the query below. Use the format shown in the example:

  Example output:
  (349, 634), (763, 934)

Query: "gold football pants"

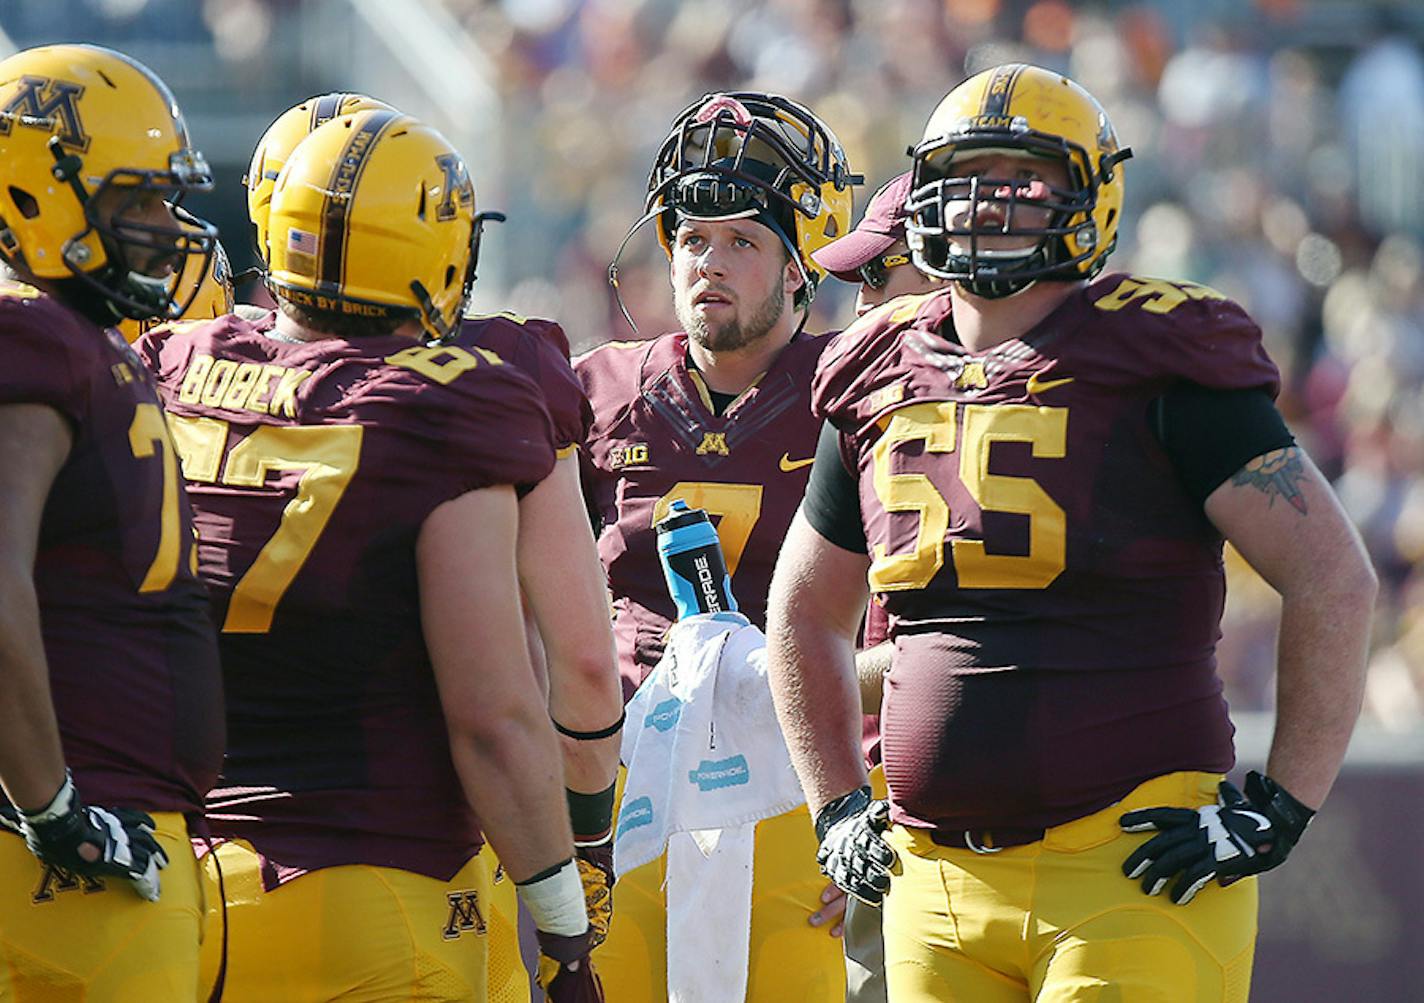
(0, 812), (205, 1003)
(482, 846), (531, 1003)
(882, 771), (1259, 1002)
(200, 839), (491, 1002)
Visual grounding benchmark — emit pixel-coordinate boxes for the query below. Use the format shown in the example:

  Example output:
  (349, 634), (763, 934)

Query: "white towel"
(615, 612), (807, 1002)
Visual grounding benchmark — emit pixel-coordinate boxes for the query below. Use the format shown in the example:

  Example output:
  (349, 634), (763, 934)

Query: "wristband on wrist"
(815, 785), (872, 842)
(567, 782), (616, 845)
(20, 770), (76, 823)
(515, 857), (589, 937)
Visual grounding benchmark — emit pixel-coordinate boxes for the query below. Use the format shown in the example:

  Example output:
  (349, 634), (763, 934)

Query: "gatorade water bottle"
(655, 499), (738, 619)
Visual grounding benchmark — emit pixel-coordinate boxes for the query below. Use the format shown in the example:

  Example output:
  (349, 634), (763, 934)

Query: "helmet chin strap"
(606, 204), (666, 336)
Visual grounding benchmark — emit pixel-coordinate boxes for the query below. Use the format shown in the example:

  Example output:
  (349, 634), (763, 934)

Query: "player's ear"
(783, 254), (805, 301)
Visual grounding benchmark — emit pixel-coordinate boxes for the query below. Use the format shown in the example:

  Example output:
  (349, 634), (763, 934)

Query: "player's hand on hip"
(1119, 770), (1315, 905)
(815, 785), (897, 907)
(809, 880), (848, 937)
(17, 771), (168, 901)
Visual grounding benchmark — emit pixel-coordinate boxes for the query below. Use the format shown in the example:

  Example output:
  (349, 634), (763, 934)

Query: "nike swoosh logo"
(1025, 373), (1075, 395)
(779, 453), (815, 472)
(1235, 810), (1272, 834)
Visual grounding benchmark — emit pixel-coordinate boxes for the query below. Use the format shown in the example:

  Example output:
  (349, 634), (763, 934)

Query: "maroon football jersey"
(813, 273), (1281, 833)
(0, 284), (223, 815)
(577, 331), (829, 699)
(458, 312), (590, 454)
(138, 315), (556, 883)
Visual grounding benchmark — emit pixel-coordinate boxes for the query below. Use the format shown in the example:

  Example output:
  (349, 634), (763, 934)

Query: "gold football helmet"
(640, 91), (860, 309)
(245, 93), (395, 262)
(0, 44), (216, 320)
(265, 109), (501, 343)
(906, 64), (1133, 298)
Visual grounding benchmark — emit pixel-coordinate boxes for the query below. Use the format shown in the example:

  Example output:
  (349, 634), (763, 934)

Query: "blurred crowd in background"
(6, 0), (1424, 728)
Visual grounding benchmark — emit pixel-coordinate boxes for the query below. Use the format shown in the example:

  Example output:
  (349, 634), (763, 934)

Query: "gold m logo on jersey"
(955, 361), (988, 390)
(32, 864), (105, 904)
(696, 432), (729, 456)
(442, 889), (486, 940)
(0, 76), (89, 152)
(609, 442), (649, 469)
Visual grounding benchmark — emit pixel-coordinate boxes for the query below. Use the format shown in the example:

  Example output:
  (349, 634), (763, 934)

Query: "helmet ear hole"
(9, 186), (40, 219)
(444, 264), (456, 289)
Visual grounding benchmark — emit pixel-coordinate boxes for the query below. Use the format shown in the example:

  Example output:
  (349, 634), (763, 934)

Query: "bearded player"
(765, 64), (1377, 1002)
(240, 93), (624, 1002)
(0, 44), (226, 999)
(137, 109), (599, 1001)
(576, 92), (860, 1001)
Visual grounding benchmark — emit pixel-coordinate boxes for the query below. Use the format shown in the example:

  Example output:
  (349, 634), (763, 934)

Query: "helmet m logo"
(441, 889), (486, 940)
(0, 76), (89, 152)
(434, 153), (474, 222)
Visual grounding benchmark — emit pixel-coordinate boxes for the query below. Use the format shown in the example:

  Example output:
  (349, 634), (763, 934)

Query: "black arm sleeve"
(800, 420), (868, 554)
(1152, 383), (1296, 503)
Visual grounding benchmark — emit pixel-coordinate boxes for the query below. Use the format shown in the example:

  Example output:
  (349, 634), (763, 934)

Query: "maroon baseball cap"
(811, 170), (914, 282)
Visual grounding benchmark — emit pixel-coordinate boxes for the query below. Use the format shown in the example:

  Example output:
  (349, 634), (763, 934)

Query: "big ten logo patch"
(442, 888), (486, 940)
(609, 442), (649, 469)
(32, 864), (105, 904)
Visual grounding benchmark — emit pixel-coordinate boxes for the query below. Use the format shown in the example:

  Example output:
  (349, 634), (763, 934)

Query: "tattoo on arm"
(1231, 447), (1308, 515)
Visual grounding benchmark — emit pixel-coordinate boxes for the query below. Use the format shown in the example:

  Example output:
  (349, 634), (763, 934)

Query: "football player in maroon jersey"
(0, 44), (226, 999)
(138, 110), (601, 1001)
(240, 95), (624, 1002)
(576, 92), (861, 1000)
(767, 64), (1376, 1003)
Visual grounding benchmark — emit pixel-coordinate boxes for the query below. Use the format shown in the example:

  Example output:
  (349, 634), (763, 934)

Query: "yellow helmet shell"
(0, 44), (212, 286)
(909, 64), (1131, 290)
(266, 110), (482, 342)
(245, 93), (395, 263)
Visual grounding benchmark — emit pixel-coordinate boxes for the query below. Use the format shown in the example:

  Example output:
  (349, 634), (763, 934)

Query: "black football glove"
(16, 772), (168, 902)
(815, 785), (897, 907)
(574, 838), (614, 950)
(535, 928), (604, 1003)
(1120, 770), (1315, 906)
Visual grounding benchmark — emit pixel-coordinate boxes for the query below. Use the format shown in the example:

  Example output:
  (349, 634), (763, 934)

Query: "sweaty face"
(671, 218), (799, 352)
(854, 239), (943, 316)
(940, 150), (1072, 257)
